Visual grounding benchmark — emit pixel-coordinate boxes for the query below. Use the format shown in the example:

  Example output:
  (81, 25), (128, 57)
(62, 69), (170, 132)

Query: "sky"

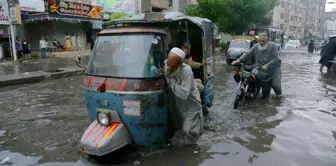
(326, 0), (336, 12)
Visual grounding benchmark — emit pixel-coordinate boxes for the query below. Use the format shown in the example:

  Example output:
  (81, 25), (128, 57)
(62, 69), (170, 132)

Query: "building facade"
(325, 20), (336, 37)
(324, 11), (336, 38)
(141, 0), (195, 13)
(272, 0), (326, 38)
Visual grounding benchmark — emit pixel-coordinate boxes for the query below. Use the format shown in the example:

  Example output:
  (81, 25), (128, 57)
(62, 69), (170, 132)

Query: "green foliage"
(109, 12), (128, 20)
(185, 0), (278, 33)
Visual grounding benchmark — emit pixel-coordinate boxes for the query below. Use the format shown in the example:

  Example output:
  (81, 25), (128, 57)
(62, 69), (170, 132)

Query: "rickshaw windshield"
(230, 40), (250, 49)
(86, 33), (165, 78)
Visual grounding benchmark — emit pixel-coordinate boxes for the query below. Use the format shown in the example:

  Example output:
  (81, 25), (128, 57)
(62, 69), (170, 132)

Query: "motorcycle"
(233, 63), (261, 109)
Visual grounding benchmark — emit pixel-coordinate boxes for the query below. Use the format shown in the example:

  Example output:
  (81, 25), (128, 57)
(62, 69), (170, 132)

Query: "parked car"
(284, 40), (301, 49)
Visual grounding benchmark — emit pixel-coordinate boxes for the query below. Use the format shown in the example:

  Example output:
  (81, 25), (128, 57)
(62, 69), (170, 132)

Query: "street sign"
(0, 0), (9, 25)
(10, 5), (22, 24)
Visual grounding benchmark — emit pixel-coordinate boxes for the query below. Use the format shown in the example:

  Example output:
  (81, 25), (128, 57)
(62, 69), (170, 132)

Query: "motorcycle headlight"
(97, 110), (112, 126)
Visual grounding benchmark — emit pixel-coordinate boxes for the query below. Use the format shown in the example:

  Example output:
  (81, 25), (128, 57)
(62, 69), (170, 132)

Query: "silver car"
(285, 40), (301, 49)
(226, 40), (252, 65)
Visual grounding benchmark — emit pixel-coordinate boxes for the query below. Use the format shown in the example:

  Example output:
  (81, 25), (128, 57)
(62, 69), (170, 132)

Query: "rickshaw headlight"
(97, 111), (112, 126)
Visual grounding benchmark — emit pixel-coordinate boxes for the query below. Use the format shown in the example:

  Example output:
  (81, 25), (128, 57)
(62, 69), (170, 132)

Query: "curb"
(0, 67), (85, 88)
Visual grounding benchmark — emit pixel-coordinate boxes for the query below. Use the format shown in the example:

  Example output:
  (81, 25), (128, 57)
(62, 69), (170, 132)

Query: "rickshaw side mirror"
(75, 55), (87, 69)
(75, 55), (81, 63)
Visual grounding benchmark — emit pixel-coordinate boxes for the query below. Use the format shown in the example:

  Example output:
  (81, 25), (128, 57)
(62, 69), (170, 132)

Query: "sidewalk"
(30, 50), (92, 59)
(0, 55), (89, 87)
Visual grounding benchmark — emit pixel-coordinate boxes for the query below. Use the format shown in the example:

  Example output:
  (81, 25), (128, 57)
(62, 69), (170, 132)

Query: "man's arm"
(264, 44), (281, 68)
(168, 71), (193, 100)
(237, 44), (257, 63)
(187, 59), (202, 69)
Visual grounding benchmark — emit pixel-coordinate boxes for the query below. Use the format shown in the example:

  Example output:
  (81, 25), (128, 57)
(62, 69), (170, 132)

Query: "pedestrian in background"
(15, 37), (23, 60)
(65, 33), (72, 51)
(71, 33), (77, 51)
(22, 38), (31, 60)
(39, 37), (47, 59)
(76, 33), (82, 51)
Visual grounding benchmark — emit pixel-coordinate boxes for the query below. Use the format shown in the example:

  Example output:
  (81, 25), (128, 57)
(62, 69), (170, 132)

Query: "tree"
(186, 0), (278, 33)
(109, 12), (128, 20)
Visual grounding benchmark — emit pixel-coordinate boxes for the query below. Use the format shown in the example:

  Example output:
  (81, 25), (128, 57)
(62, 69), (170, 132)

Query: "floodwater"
(0, 49), (335, 166)
(0, 57), (89, 75)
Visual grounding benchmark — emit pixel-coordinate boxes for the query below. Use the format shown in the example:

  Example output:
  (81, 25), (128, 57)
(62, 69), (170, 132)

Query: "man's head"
(16, 37), (19, 41)
(181, 42), (191, 56)
(166, 47), (185, 74)
(41, 37), (44, 40)
(258, 33), (268, 46)
(257, 33), (269, 51)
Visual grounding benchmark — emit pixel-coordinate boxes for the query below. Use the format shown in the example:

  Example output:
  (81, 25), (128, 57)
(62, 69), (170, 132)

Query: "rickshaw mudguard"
(203, 76), (214, 107)
(79, 120), (132, 156)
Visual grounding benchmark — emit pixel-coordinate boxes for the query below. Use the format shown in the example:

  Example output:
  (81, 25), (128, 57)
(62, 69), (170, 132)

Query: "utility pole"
(303, 0), (310, 40)
(7, 0), (17, 61)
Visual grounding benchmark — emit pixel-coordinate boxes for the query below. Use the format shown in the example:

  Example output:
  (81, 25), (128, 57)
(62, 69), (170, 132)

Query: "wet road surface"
(0, 49), (335, 166)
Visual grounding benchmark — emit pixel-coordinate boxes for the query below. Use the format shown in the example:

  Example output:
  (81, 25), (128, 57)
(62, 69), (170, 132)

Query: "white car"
(285, 40), (301, 49)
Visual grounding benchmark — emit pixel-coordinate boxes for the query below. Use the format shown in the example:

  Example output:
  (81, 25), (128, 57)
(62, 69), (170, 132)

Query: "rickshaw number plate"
(123, 100), (142, 116)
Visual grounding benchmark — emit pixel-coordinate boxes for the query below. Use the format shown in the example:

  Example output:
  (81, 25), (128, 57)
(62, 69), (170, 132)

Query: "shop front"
(20, 0), (103, 51)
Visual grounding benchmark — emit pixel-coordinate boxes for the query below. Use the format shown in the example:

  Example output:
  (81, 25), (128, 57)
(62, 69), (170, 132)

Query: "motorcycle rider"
(231, 33), (282, 98)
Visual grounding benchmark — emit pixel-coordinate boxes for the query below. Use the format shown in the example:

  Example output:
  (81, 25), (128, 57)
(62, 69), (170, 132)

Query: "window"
(280, 13), (284, 19)
(168, 0), (173, 7)
(280, 24), (284, 30)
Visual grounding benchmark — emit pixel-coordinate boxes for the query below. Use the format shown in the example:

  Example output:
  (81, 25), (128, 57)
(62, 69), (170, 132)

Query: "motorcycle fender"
(79, 120), (132, 156)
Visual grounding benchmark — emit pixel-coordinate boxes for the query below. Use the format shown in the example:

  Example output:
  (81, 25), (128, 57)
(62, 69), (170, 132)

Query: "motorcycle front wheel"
(233, 95), (239, 109)
(233, 87), (244, 109)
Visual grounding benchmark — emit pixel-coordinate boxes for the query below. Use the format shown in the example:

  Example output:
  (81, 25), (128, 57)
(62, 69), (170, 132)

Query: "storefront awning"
(23, 14), (103, 24)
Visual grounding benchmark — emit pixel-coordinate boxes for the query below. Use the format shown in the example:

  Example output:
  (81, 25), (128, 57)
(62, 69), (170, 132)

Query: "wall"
(325, 20), (336, 37)
(25, 21), (51, 50)
(151, 0), (168, 9)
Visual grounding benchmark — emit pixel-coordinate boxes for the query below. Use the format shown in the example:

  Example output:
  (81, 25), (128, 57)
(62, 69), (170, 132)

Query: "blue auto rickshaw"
(78, 12), (214, 157)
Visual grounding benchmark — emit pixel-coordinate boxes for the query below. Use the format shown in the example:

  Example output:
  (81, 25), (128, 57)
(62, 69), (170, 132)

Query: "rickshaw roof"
(104, 12), (213, 31)
(232, 39), (252, 42)
(98, 27), (166, 35)
(233, 35), (256, 41)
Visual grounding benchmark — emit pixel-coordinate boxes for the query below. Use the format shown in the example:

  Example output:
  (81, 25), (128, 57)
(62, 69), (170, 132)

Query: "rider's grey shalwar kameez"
(238, 41), (282, 97)
(165, 63), (204, 136)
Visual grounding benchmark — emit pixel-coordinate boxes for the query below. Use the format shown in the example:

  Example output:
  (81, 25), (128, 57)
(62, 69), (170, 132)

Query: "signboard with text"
(48, 0), (103, 19)
(19, 0), (45, 12)
(92, 0), (140, 14)
(10, 5), (22, 24)
(0, 0), (9, 25)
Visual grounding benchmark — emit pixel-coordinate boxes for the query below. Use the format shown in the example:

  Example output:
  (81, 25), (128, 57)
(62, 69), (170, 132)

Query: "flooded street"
(0, 49), (335, 166)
